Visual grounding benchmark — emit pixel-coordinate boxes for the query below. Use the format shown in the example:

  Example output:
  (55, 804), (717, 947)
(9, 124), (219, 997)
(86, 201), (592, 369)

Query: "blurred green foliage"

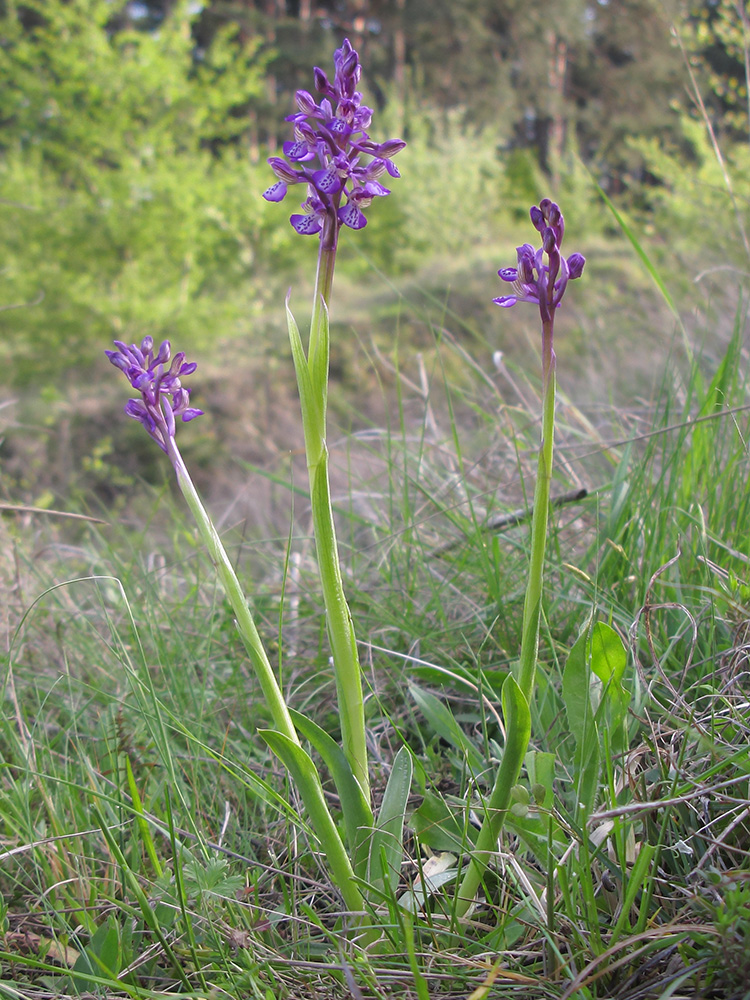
(0, 0), (748, 393)
(0, 0), (279, 383)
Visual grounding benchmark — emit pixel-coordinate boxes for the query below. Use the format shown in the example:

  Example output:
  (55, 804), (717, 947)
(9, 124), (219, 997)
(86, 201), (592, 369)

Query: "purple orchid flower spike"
(263, 37), (405, 239)
(106, 337), (203, 453)
(455, 202), (585, 919)
(494, 199), (585, 326)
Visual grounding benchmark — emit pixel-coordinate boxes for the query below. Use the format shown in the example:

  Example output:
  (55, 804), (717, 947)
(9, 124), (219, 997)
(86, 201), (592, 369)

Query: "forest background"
(0, 0), (748, 518)
(3, 3), (750, 995)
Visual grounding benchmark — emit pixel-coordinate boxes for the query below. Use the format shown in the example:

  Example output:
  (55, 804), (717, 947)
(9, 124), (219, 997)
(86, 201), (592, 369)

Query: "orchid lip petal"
(263, 181), (288, 203)
(338, 202), (367, 229)
(312, 166), (344, 194)
(290, 213), (323, 235)
(328, 117), (353, 137)
(493, 296), (518, 307)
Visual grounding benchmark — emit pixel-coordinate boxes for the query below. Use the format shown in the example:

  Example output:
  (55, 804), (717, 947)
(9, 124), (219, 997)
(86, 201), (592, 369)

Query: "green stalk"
(518, 320), (556, 701)
(454, 319), (556, 917)
(164, 436), (299, 745)
(295, 211), (369, 801)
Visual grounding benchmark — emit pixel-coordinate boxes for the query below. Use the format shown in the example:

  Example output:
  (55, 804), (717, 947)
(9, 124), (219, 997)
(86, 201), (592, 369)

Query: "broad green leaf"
(562, 622), (600, 816)
(367, 746), (413, 894)
(562, 623), (596, 750)
(410, 790), (477, 852)
(589, 622), (630, 757)
(72, 916), (121, 984)
(590, 622), (627, 688)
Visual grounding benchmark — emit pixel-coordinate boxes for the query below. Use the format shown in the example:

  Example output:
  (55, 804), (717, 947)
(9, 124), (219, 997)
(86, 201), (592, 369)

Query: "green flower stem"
(454, 320), (556, 917)
(167, 435), (369, 924)
(165, 436), (299, 746)
(294, 214), (369, 802)
(308, 220), (336, 386)
(454, 675), (531, 917)
(518, 321), (556, 701)
(309, 452), (369, 800)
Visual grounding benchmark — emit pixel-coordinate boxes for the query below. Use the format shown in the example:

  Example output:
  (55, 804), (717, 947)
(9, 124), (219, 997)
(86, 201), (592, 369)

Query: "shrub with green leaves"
(0, 0), (272, 383)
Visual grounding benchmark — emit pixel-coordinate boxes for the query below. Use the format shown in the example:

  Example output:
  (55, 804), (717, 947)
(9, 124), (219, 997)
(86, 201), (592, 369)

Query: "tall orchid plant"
(104, 338), (368, 919)
(107, 41), (585, 930)
(456, 200), (584, 913)
(263, 38), (405, 803)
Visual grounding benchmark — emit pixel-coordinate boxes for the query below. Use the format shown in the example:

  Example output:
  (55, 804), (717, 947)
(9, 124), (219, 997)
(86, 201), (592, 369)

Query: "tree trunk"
(546, 29), (568, 185)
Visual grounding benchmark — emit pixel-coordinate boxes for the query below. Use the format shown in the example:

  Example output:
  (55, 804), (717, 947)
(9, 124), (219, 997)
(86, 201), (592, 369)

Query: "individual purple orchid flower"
(263, 38), (405, 237)
(494, 199), (585, 325)
(106, 337), (203, 453)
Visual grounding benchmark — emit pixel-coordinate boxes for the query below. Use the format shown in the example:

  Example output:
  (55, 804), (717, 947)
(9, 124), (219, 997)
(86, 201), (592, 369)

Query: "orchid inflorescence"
(106, 337), (203, 452)
(494, 198), (585, 322)
(263, 38), (405, 236)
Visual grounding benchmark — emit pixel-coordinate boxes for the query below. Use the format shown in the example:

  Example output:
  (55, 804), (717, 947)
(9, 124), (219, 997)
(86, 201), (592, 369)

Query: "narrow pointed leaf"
(307, 293), (330, 417)
(290, 708), (374, 876)
(286, 297), (323, 447)
(562, 621), (602, 816)
(259, 729), (365, 916)
(409, 683), (484, 773)
(562, 622), (595, 749)
(410, 790), (477, 852)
